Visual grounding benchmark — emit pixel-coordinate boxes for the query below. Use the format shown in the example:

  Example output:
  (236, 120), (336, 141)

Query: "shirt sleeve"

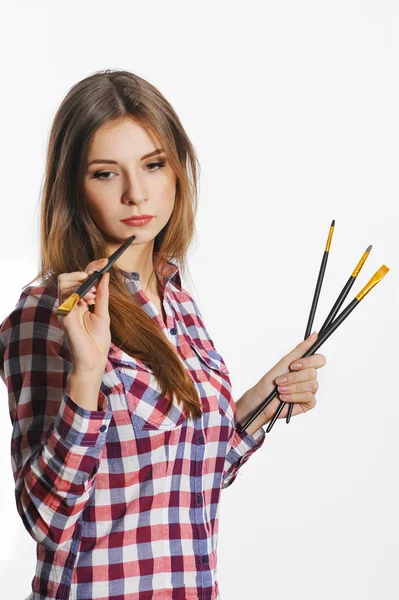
(0, 287), (112, 551)
(221, 411), (266, 489)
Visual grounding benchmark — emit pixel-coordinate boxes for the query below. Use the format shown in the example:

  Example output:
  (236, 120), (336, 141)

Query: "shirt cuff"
(222, 421), (266, 489)
(229, 421), (266, 462)
(53, 390), (110, 447)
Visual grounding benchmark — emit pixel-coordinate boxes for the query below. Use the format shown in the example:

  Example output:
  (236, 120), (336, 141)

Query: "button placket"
(194, 431), (210, 576)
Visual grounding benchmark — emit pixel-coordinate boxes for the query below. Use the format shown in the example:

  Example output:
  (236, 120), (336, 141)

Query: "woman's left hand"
(247, 332), (327, 427)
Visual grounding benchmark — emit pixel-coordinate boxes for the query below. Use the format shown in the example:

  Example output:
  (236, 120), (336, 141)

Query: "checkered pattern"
(0, 259), (265, 600)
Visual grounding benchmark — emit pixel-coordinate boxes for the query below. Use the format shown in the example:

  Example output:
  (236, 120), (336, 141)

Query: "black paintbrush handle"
(286, 274), (356, 424)
(305, 250), (329, 339)
(237, 297), (359, 434)
(72, 234), (136, 300)
(75, 271), (104, 299)
(319, 275), (356, 335)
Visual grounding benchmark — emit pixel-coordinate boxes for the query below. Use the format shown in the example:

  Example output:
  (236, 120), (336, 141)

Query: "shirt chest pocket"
(185, 338), (236, 426)
(108, 347), (189, 432)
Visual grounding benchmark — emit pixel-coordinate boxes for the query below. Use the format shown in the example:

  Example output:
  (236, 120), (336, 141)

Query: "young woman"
(0, 69), (326, 600)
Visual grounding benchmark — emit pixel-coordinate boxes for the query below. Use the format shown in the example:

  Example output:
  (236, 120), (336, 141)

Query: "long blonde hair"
(24, 69), (203, 420)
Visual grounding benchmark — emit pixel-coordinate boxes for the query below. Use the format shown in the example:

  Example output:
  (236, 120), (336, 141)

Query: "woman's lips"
(121, 216), (154, 226)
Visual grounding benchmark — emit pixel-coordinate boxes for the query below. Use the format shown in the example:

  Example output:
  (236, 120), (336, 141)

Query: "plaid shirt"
(0, 258), (265, 600)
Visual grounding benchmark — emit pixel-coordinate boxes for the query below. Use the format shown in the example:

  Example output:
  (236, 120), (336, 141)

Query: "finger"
(58, 258), (107, 290)
(92, 271), (110, 318)
(82, 259), (108, 309)
(61, 283), (97, 295)
(59, 287), (96, 306)
(276, 367), (317, 386)
(85, 257), (109, 275)
(58, 257), (108, 287)
(62, 284), (97, 296)
(83, 292), (96, 303)
(286, 331), (318, 363)
(277, 378), (319, 395)
(278, 391), (316, 408)
(58, 258), (106, 304)
(58, 272), (93, 284)
(290, 353), (327, 370)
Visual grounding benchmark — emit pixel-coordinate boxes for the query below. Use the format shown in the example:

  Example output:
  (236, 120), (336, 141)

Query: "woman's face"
(84, 118), (177, 249)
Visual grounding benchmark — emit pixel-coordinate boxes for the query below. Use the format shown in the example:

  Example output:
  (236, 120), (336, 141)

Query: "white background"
(0, 1), (398, 598)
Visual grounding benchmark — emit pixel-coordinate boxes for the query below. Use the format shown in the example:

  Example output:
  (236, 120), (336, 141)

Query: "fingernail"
(309, 331), (317, 340)
(291, 362), (302, 369)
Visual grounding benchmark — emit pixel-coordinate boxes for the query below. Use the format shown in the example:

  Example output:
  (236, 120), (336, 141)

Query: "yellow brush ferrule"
(325, 223), (335, 252)
(351, 248), (372, 278)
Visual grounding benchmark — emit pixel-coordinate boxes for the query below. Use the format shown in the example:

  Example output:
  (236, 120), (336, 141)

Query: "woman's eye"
(146, 161), (166, 172)
(93, 171), (115, 180)
(92, 161), (166, 181)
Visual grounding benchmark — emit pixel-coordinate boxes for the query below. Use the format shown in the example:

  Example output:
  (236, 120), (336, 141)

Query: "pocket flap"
(119, 369), (189, 431)
(108, 342), (150, 372)
(187, 338), (230, 375)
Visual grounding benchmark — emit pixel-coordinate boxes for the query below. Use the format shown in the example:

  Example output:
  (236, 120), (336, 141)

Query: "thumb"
(288, 331), (318, 362)
(93, 270), (110, 318)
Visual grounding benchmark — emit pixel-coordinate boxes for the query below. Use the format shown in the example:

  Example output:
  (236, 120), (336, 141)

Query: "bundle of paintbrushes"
(236, 220), (389, 435)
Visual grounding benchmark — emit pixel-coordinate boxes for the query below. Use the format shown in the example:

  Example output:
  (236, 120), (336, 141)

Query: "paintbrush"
(54, 234), (136, 317)
(285, 219), (336, 425)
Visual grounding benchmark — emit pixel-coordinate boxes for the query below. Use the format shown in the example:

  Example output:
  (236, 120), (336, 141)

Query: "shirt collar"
(120, 252), (180, 285)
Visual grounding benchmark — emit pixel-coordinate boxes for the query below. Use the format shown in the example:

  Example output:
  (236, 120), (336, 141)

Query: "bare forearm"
(235, 387), (270, 436)
(66, 371), (103, 411)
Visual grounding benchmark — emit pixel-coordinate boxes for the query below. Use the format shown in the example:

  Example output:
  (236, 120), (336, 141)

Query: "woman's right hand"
(57, 258), (111, 377)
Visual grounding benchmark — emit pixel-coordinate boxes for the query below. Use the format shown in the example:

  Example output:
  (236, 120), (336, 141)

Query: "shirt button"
(202, 555), (209, 563)
(197, 494), (202, 505)
(99, 424), (107, 432)
(170, 327), (177, 335)
(199, 435), (205, 444)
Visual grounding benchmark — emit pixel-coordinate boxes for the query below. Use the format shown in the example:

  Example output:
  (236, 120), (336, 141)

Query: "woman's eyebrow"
(87, 148), (165, 167)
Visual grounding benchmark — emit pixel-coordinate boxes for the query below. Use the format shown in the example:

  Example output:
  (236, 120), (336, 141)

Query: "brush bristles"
(378, 265), (389, 275)
(54, 293), (81, 316)
(356, 264), (389, 301)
